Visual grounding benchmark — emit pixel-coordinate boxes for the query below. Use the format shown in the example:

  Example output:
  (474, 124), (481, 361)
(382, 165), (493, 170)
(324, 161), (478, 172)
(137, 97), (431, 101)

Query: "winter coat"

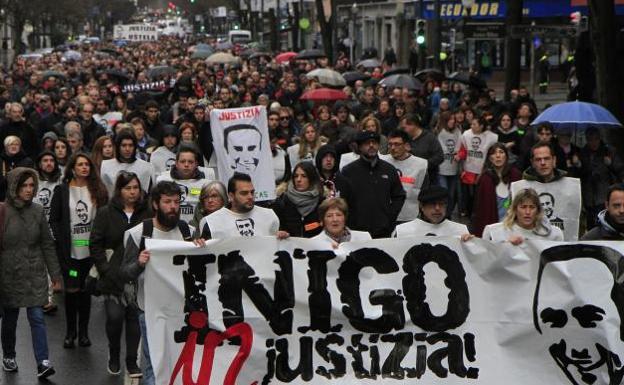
(272, 193), (324, 238)
(315, 145), (354, 207)
(579, 143), (624, 208)
(89, 196), (152, 295)
(581, 210), (624, 240)
(0, 120), (39, 159)
(0, 167), (61, 308)
(0, 150), (34, 201)
(472, 167), (521, 237)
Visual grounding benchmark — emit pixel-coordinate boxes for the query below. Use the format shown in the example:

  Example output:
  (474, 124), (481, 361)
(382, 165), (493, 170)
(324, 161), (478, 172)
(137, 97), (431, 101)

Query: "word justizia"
(168, 243), (479, 384)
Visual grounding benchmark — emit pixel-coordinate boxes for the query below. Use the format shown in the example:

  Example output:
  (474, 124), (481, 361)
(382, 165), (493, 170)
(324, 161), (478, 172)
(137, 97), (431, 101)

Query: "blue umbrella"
(532, 101), (622, 132)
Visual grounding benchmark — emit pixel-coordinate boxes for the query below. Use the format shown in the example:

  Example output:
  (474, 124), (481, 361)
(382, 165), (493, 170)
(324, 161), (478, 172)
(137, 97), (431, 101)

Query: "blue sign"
(421, 0), (624, 20)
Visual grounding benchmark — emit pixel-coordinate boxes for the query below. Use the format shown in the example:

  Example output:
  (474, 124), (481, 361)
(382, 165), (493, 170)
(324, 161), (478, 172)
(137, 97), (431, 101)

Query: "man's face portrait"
(76, 200), (89, 224)
(37, 188), (52, 206)
(471, 136), (482, 151)
(235, 218), (255, 236)
(534, 247), (624, 385)
(540, 192), (555, 219)
(224, 126), (262, 173)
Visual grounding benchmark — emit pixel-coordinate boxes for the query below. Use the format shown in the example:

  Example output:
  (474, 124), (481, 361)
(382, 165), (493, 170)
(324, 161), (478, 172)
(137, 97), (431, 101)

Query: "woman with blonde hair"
(482, 188), (563, 245)
(361, 116), (388, 154)
(287, 123), (324, 170)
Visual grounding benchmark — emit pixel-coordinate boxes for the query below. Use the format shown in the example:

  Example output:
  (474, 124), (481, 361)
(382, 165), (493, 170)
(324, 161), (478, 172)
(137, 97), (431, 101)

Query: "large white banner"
(210, 106), (275, 201)
(145, 237), (624, 385)
(511, 177), (582, 241)
(113, 24), (158, 41)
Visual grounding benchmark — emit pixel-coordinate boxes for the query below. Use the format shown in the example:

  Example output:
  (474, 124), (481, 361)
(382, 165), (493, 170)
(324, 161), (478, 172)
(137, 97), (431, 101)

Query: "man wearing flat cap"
(342, 130), (406, 238)
(394, 185), (470, 238)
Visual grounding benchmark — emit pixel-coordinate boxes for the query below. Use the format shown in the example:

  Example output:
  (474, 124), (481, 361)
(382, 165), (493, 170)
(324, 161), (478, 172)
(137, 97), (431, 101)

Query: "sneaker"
(107, 354), (120, 376)
(37, 360), (55, 379)
(2, 357), (18, 372)
(126, 362), (142, 378)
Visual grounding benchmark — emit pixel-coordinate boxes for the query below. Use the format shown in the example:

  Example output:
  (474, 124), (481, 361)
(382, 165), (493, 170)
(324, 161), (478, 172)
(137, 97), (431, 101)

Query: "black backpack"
(139, 219), (192, 251)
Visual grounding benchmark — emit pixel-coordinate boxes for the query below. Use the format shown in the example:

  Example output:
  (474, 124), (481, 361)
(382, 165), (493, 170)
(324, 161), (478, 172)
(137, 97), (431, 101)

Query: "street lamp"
(350, 2), (358, 65)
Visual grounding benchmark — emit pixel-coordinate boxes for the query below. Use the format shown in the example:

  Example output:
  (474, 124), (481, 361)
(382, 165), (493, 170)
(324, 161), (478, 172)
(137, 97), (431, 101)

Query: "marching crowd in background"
(0, 36), (622, 383)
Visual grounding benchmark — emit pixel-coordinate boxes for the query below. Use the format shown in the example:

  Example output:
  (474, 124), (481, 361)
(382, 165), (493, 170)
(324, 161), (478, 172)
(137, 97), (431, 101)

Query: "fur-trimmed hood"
(6, 167), (38, 208)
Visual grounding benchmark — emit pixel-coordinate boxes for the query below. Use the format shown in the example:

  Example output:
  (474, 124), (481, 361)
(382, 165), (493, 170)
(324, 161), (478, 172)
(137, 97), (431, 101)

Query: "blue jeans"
(139, 312), (155, 385)
(1, 307), (48, 364)
(438, 174), (459, 218)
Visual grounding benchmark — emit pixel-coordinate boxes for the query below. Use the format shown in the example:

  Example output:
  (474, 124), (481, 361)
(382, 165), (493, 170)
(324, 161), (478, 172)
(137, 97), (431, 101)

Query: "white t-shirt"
(438, 128), (462, 176)
(150, 146), (177, 175)
(394, 218), (468, 238)
(482, 222), (564, 243)
(461, 130), (498, 174)
(380, 153), (428, 222)
(311, 229), (371, 248)
(199, 206), (279, 239)
(101, 158), (156, 198)
(69, 186), (96, 260)
(156, 167), (216, 224)
(124, 222), (195, 310)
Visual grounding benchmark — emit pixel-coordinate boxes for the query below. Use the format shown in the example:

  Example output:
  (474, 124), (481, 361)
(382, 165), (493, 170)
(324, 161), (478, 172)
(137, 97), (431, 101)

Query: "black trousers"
(104, 298), (140, 364)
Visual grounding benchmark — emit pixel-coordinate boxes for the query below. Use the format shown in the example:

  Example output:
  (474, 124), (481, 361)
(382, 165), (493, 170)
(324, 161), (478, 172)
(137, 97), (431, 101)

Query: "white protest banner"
(511, 177), (582, 240)
(145, 237), (624, 385)
(210, 106), (275, 201)
(114, 24), (158, 41)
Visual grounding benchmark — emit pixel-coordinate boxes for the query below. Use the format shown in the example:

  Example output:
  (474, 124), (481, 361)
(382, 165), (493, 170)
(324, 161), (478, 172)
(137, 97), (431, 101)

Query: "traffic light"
(415, 19), (427, 46)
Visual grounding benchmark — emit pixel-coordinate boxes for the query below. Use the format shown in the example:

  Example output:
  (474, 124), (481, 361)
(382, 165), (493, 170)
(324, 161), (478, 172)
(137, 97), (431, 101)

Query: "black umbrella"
(382, 67), (411, 78)
(239, 48), (256, 58)
(342, 71), (370, 85)
(364, 77), (380, 87)
(101, 69), (131, 83)
(415, 68), (446, 82)
(447, 71), (488, 89)
(295, 49), (326, 60)
(97, 48), (120, 57)
(249, 52), (272, 60)
(146, 66), (176, 79)
(41, 71), (66, 81)
(378, 74), (422, 90)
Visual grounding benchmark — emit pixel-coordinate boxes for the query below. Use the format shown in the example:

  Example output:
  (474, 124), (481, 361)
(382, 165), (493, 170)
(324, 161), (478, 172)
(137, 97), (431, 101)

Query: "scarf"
(286, 182), (320, 218)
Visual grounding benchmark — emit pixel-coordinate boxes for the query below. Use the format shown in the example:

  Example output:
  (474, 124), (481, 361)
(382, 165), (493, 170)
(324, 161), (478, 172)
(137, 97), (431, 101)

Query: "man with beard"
(156, 145), (215, 224)
(582, 183), (624, 240)
(533, 244), (624, 385)
(199, 173), (281, 239)
(342, 131), (406, 238)
(100, 130), (155, 198)
(121, 181), (203, 385)
(33, 150), (62, 314)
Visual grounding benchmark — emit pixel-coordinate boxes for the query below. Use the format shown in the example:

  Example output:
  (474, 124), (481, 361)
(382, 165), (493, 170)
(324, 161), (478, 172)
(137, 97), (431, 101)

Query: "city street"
(5, 297), (135, 385)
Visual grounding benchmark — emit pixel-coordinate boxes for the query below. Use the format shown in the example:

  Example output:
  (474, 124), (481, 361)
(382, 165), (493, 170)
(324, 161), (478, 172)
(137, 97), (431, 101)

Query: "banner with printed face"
(144, 237), (624, 385)
(210, 106), (274, 201)
(511, 178), (582, 241)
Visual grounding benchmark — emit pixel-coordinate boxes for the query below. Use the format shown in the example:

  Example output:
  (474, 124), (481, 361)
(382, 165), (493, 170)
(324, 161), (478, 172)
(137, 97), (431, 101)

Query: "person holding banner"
(120, 181), (202, 385)
(511, 141), (581, 240)
(482, 188), (563, 244)
(394, 185), (470, 238)
(199, 173), (282, 239)
(582, 183), (624, 240)
(312, 197), (371, 248)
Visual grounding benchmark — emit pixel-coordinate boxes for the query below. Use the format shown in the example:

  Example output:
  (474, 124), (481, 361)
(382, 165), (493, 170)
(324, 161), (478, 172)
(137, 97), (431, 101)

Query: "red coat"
(471, 167), (521, 237)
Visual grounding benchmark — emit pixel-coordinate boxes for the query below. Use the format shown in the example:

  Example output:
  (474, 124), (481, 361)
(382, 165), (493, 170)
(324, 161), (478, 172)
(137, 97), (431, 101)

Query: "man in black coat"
(0, 102), (39, 159)
(342, 131), (406, 238)
(581, 183), (624, 240)
(76, 102), (106, 152)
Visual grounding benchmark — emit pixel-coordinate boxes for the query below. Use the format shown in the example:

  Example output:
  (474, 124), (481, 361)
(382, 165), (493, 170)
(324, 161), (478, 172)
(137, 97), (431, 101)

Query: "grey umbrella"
(146, 66), (176, 79)
(306, 68), (346, 87)
(378, 74), (422, 90)
(295, 49), (326, 60)
(357, 58), (382, 69)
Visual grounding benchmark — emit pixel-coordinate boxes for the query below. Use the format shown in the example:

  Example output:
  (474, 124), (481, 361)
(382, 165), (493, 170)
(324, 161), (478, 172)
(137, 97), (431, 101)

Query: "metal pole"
(530, 21), (536, 98)
(260, 0), (264, 43)
(350, 13), (354, 64)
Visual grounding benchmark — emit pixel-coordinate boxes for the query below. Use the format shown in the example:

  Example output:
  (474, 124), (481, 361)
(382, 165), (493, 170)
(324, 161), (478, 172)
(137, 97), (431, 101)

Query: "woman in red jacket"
(471, 143), (521, 236)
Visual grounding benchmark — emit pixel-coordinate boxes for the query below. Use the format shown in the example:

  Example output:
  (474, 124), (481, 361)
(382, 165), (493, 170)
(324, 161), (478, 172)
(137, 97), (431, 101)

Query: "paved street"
(5, 297), (136, 385)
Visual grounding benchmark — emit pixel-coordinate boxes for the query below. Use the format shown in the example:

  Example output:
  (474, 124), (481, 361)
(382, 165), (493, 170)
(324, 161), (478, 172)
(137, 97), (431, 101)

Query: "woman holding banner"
(312, 197), (371, 248)
(482, 188), (563, 245)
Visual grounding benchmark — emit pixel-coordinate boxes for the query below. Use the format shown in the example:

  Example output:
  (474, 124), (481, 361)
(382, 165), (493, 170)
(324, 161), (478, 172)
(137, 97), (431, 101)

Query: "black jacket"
(78, 117), (106, 151)
(273, 193), (323, 238)
(342, 156), (406, 238)
(0, 119), (39, 159)
(0, 150), (34, 201)
(315, 145), (353, 207)
(581, 210), (624, 240)
(89, 197), (152, 295)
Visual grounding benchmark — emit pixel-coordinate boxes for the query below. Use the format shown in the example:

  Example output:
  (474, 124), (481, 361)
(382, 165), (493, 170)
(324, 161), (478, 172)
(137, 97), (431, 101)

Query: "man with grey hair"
(65, 124), (86, 154)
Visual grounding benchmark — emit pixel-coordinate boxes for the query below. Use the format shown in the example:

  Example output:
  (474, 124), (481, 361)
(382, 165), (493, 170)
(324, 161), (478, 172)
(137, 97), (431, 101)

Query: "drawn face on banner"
(37, 188), (52, 207)
(540, 192), (556, 219)
(224, 125), (262, 173)
(534, 248), (624, 385)
(235, 218), (255, 236)
(76, 200), (89, 224)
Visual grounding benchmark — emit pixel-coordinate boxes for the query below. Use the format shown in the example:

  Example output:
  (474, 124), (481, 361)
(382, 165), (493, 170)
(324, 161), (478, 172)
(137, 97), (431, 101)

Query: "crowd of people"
(0, 36), (622, 383)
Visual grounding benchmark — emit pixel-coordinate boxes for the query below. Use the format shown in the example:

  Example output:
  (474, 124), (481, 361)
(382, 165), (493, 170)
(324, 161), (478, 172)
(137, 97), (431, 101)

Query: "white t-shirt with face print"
(199, 206), (279, 240)
(69, 186), (96, 260)
(461, 130), (498, 174)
